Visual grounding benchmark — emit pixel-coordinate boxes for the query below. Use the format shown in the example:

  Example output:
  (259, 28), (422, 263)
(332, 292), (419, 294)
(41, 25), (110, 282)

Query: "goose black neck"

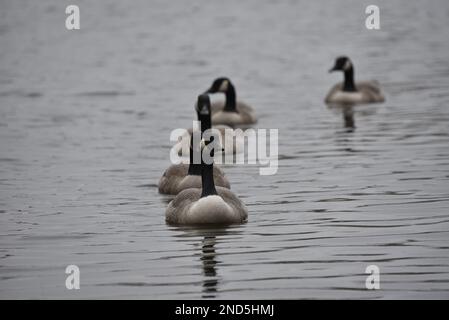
(343, 66), (357, 92)
(188, 135), (201, 175)
(201, 163), (217, 197)
(200, 140), (217, 197)
(198, 113), (212, 133)
(223, 82), (237, 112)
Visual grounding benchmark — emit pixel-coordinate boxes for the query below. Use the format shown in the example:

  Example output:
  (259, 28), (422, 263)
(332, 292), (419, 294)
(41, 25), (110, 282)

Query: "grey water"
(1, 0), (449, 299)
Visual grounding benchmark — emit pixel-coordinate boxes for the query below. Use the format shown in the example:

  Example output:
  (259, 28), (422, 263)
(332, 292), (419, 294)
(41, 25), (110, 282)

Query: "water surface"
(1, 0), (449, 299)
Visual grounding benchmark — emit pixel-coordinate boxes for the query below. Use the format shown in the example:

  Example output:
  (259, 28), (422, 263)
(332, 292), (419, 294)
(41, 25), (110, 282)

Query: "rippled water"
(1, 0), (449, 299)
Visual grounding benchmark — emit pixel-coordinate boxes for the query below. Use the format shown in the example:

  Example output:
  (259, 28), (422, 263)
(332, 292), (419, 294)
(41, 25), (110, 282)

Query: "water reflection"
(173, 226), (238, 298)
(327, 102), (382, 134)
(342, 106), (355, 131)
(201, 235), (218, 298)
(326, 103), (356, 132)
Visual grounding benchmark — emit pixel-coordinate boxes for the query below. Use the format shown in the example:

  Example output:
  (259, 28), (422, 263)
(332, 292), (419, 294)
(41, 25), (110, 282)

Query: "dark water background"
(1, 0), (449, 298)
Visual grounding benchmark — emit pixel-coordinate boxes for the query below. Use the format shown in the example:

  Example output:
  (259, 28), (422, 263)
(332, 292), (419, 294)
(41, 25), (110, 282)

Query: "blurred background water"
(1, 0), (449, 299)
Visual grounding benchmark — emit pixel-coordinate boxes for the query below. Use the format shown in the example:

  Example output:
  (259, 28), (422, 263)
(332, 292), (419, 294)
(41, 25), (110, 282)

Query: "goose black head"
(195, 93), (212, 133)
(329, 56), (353, 73)
(329, 56), (357, 92)
(195, 93), (211, 116)
(204, 77), (237, 112)
(205, 77), (232, 94)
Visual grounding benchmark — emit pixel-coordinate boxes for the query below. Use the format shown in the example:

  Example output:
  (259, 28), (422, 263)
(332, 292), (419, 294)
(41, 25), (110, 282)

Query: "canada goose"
(158, 95), (230, 195)
(166, 138), (248, 225)
(204, 77), (257, 126)
(325, 56), (385, 104)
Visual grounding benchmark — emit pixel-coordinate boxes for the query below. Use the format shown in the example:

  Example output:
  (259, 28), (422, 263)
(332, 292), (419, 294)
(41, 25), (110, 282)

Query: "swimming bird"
(165, 138), (248, 225)
(325, 56), (385, 104)
(158, 95), (230, 195)
(204, 77), (257, 126)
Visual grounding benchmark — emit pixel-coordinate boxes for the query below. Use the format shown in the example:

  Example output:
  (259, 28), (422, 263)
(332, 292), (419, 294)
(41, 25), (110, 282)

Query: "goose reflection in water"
(342, 106), (355, 131)
(326, 102), (356, 132)
(174, 226), (239, 299)
(326, 102), (378, 133)
(201, 235), (218, 298)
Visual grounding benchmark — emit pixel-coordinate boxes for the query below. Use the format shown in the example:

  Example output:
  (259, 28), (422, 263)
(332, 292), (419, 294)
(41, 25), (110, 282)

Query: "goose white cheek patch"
(218, 80), (229, 92)
(343, 60), (352, 71)
(169, 122), (279, 176)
